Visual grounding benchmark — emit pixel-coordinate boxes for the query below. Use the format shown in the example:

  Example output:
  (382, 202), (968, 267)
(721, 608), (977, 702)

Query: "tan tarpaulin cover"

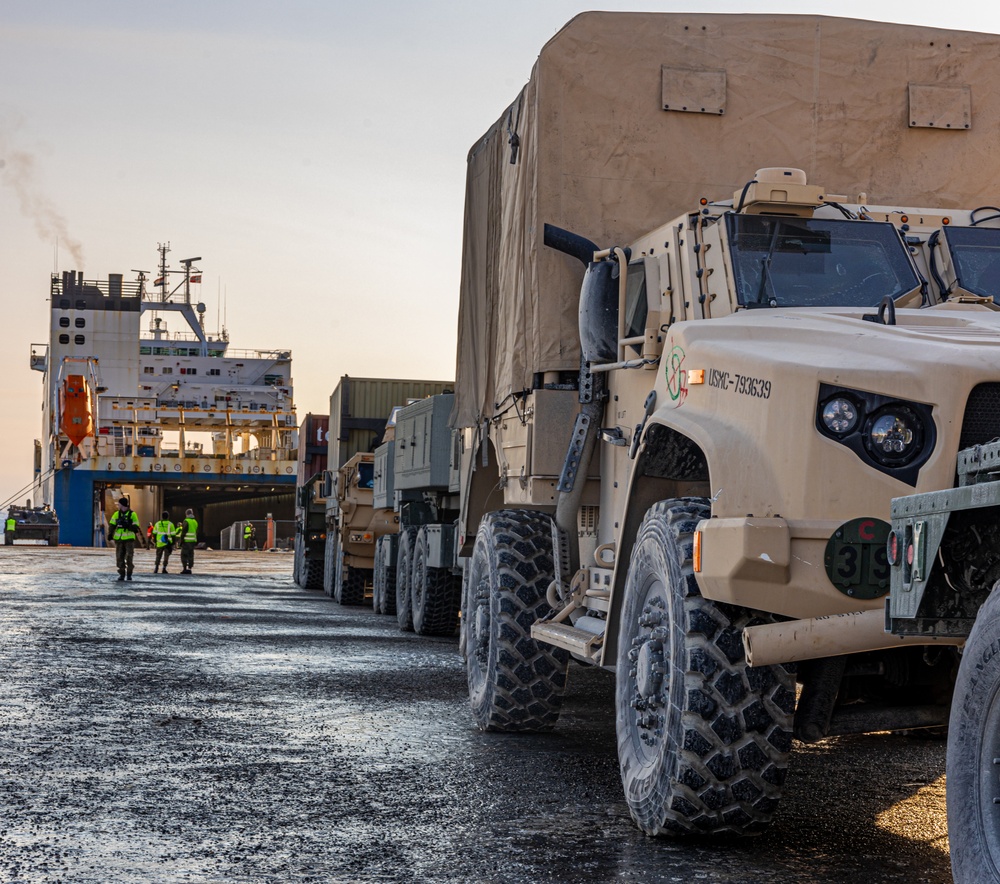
(453, 12), (1000, 428)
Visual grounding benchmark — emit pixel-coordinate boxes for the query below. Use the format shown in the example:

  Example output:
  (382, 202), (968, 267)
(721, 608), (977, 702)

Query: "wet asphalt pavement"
(0, 547), (952, 883)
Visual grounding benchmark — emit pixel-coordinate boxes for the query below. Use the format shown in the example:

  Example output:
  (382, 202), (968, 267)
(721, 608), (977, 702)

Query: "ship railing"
(51, 275), (143, 299)
(216, 348), (291, 361)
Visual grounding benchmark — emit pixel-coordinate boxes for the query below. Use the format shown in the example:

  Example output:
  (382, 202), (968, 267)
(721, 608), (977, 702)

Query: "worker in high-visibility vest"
(109, 497), (147, 581)
(243, 522), (256, 551)
(4, 513), (15, 546)
(178, 508), (199, 574)
(152, 511), (177, 574)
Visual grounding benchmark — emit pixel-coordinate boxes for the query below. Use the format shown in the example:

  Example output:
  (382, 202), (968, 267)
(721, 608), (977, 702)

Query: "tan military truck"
(324, 452), (398, 605)
(454, 12), (1000, 850)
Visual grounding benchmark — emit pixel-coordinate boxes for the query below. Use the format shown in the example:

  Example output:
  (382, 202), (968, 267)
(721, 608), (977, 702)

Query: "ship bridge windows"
(153, 347), (169, 355)
(140, 347), (152, 355)
(143, 367), (155, 375)
(207, 368), (220, 376)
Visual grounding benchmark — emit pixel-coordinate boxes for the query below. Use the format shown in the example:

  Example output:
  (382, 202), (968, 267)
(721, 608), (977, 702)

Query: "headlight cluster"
(821, 397), (859, 435)
(817, 386), (933, 482)
(864, 407), (923, 466)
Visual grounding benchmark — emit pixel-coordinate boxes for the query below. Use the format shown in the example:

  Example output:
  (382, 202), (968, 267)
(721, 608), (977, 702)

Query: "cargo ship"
(28, 244), (298, 546)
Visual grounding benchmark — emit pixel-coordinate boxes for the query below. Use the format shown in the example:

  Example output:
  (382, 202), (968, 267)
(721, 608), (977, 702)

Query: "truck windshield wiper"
(755, 220), (783, 307)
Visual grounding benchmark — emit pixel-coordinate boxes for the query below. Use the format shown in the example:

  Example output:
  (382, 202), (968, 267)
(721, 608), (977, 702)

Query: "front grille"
(960, 384), (1000, 449)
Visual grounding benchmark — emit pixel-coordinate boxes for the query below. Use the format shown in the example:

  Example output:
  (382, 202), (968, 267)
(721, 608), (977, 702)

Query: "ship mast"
(157, 242), (170, 303)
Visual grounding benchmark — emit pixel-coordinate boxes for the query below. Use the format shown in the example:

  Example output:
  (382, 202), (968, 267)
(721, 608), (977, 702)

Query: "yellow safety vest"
(153, 520), (176, 548)
(182, 518), (198, 543)
(110, 510), (141, 542)
(5, 518), (14, 532)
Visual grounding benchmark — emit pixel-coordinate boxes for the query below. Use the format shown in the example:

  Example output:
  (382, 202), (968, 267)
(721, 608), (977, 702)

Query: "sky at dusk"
(1, 0), (996, 503)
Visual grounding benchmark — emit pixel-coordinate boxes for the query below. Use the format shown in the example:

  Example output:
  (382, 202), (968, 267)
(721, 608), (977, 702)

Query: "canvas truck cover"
(453, 12), (1000, 428)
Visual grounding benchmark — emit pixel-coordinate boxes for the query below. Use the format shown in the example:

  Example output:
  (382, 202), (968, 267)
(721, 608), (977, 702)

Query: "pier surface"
(0, 548), (950, 883)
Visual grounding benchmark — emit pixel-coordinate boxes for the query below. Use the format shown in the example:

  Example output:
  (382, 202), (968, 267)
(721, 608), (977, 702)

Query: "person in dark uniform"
(109, 497), (146, 581)
(179, 508), (199, 574)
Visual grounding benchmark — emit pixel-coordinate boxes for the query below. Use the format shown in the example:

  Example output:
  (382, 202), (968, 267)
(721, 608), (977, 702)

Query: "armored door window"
(623, 261), (648, 353)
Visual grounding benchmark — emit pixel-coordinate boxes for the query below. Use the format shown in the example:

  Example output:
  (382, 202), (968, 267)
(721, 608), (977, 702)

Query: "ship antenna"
(157, 241), (170, 302)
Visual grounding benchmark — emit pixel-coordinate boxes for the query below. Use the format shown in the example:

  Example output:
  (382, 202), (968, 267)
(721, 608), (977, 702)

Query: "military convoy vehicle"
(370, 393), (462, 636)
(322, 452), (397, 605)
(293, 413), (329, 588)
(452, 11), (1000, 860)
(293, 473), (327, 589)
(5, 504), (59, 546)
(888, 440), (1000, 883)
(290, 377), (451, 593)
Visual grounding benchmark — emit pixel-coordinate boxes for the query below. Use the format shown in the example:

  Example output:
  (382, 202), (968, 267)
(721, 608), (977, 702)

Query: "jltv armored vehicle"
(453, 11), (1000, 855)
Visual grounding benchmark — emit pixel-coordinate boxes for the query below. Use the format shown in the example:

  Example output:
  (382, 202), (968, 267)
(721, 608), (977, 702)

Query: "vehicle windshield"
(726, 215), (920, 308)
(943, 226), (1000, 300)
(357, 462), (374, 489)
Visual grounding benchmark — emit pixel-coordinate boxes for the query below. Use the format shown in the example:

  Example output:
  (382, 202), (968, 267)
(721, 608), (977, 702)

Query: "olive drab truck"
(293, 413), (330, 588)
(371, 393), (463, 636)
(888, 443), (1000, 883)
(4, 504), (60, 546)
(453, 12), (1000, 864)
(293, 473), (328, 589)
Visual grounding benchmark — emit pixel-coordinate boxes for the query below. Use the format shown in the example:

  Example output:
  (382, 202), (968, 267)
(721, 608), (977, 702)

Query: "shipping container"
(296, 413), (330, 485)
(327, 377), (453, 470)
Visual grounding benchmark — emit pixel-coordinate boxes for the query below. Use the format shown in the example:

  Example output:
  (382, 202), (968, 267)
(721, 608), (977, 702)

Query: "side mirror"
(579, 260), (619, 364)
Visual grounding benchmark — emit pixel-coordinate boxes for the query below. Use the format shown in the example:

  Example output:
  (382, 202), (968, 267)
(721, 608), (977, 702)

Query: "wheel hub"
(636, 639), (664, 699)
(627, 600), (668, 745)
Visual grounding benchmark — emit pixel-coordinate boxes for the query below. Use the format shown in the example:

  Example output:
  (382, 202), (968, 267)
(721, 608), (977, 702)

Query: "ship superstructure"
(30, 245), (298, 546)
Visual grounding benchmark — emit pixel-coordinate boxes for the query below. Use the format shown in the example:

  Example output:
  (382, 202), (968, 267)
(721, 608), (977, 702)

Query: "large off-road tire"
(334, 561), (368, 606)
(293, 535), (305, 587)
(301, 555), (324, 590)
(947, 584), (1000, 883)
(396, 527), (418, 631)
(372, 535), (397, 615)
(616, 499), (796, 837)
(466, 510), (569, 732)
(411, 526), (461, 637)
(322, 535), (338, 597)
